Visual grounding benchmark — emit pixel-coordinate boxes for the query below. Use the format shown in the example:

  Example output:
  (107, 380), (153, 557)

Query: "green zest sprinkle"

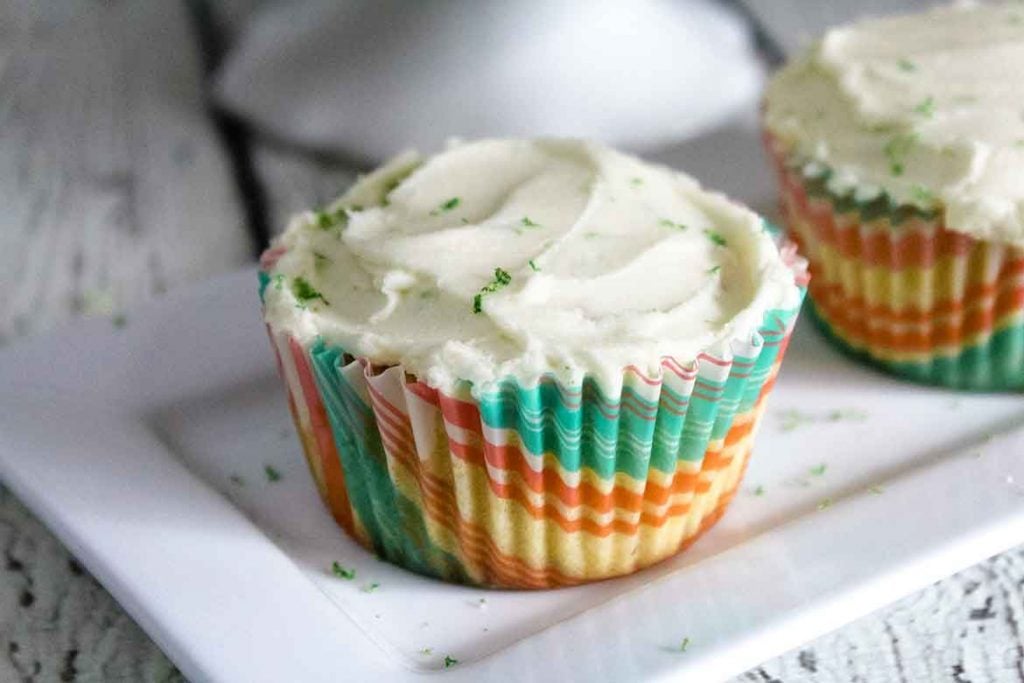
(431, 197), (461, 215)
(273, 273), (285, 291)
(897, 58), (917, 72)
(111, 314), (127, 329)
(473, 268), (512, 314)
(883, 133), (917, 177)
(314, 207), (351, 231)
(520, 216), (540, 228)
(228, 475), (244, 487)
(378, 162), (422, 205)
(313, 252), (331, 269)
(362, 582), (380, 593)
(828, 408), (868, 422)
(817, 498), (833, 511)
(444, 655), (459, 668)
(779, 409), (811, 432)
(910, 184), (934, 205)
(869, 486), (885, 495)
(704, 229), (727, 247)
(779, 408), (867, 432)
(809, 463), (827, 477)
(678, 637), (691, 653)
(658, 218), (687, 230)
(420, 648), (433, 656)
(630, 177), (644, 187)
(291, 276), (329, 306)
(754, 485), (765, 496)
(528, 259), (540, 272)
(331, 562), (355, 580)
(707, 265), (721, 275)
(264, 465), (282, 482)
(913, 96), (936, 118)
(382, 178), (403, 205)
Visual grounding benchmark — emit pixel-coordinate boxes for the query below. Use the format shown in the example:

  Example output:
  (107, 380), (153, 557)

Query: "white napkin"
(214, 0), (764, 161)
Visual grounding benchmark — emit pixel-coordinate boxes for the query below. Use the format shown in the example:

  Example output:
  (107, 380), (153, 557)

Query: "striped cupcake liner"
(258, 243), (807, 588)
(767, 137), (1024, 391)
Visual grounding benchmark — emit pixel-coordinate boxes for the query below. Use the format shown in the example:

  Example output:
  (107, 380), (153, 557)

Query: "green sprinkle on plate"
(331, 562), (355, 580)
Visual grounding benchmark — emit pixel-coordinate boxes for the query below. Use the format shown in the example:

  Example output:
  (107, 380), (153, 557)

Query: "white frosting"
(764, 2), (1024, 246)
(262, 139), (799, 395)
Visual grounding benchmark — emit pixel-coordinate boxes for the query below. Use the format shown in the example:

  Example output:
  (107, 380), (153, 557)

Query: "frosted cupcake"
(764, 3), (1024, 391)
(259, 138), (806, 588)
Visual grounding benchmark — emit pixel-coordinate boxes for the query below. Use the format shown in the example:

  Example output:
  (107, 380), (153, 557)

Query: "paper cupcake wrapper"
(258, 244), (807, 588)
(766, 137), (1024, 392)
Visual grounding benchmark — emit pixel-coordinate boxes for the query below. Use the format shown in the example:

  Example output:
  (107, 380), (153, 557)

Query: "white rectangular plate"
(2, 267), (1023, 682)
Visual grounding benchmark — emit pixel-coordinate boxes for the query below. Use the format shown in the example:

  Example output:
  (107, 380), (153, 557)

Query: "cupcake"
(259, 138), (806, 588)
(764, 3), (1024, 391)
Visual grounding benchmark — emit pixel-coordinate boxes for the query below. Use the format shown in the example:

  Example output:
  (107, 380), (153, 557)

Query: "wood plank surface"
(0, 487), (181, 681)
(0, 0), (247, 679)
(736, 546), (1024, 682)
(0, 0), (250, 343)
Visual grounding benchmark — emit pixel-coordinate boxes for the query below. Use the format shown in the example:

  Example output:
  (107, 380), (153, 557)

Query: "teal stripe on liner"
(259, 259), (806, 585)
(809, 304), (1024, 392)
(257, 271), (271, 302)
(309, 340), (465, 580)
(474, 299), (805, 470)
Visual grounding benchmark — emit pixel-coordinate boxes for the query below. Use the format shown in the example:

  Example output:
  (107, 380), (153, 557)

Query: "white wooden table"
(1, 2), (1021, 681)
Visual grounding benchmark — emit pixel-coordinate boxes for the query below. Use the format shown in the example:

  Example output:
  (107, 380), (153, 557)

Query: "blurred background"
(0, 0), (936, 344)
(6, 1), (994, 681)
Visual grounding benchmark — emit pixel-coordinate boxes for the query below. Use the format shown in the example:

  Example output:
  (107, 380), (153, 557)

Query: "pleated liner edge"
(766, 134), (1024, 392)
(259, 244), (808, 588)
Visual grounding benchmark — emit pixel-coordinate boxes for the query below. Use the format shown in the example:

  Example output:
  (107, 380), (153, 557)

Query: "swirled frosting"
(764, 2), (1024, 246)
(262, 138), (799, 394)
